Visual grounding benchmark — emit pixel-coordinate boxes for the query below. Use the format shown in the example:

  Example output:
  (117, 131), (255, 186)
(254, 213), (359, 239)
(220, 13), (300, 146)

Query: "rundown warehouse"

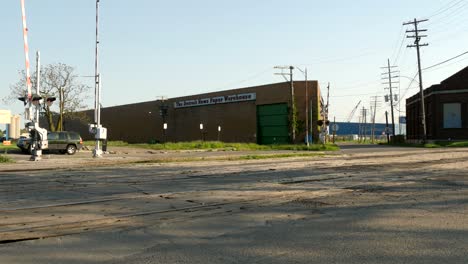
(68, 81), (323, 144)
(406, 66), (468, 142)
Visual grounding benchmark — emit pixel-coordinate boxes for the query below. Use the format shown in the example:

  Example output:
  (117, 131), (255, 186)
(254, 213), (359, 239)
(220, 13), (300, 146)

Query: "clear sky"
(1, 0), (468, 130)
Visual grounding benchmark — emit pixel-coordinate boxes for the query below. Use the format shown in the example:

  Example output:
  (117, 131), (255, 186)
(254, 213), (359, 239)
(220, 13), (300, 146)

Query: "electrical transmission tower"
(404, 18), (429, 143)
(381, 59), (399, 137)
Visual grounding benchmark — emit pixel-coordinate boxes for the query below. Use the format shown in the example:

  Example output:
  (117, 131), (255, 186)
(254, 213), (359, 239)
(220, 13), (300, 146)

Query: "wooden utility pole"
(385, 111), (390, 144)
(363, 107), (367, 142)
(325, 83), (330, 143)
(381, 59), (398, 138)
(404, 18), (429, 143)
(370, 96), (381, 143)
(295, 67), (310, 146)
(274, 65), (295, 143)
(290, 66), (296, 142)
(359, 107), (368, 142)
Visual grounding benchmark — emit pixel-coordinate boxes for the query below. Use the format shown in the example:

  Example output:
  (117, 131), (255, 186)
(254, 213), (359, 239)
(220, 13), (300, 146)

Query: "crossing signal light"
(317, 120), (330, 126)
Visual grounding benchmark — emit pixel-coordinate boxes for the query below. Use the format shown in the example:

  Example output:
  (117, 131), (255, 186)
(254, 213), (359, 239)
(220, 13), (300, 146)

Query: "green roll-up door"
(257, 104), (289, 144)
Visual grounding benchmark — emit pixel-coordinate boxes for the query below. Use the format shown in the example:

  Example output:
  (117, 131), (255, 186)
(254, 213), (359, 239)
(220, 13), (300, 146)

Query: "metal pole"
(363, 108), (367, 142)
(289, 66), (295, 143)
(385, 111), (390, 144)
(372, 97), (378, 143)
(399, 83), (402, 135)
(35, 51), (40, 124)
(93, 0), (102, 157)
(305, 68), (309, 146)
(387, 59), (396, 139)
(325, 83), (330, 143)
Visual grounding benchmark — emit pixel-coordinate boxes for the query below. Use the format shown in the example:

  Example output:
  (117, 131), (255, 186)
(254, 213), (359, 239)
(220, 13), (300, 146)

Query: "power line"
(296, 50), (377, 66)
(424, 54), (468, 73)
(332, 79), (381, 91)
(423, 50), (468, 70)
(427, 0), (467, 19)
(392, 33), (407, 65)
(429, 8), (468, 33)
(431, 23), (468, 44)
(390, 26), (405, 64)
(220, 67), (272, 89)
(394, 50), (468, 107)
(330, 91), (385, 98)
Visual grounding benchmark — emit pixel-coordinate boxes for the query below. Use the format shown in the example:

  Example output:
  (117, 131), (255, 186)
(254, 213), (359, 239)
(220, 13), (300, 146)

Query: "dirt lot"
(0, 145), (467, 263)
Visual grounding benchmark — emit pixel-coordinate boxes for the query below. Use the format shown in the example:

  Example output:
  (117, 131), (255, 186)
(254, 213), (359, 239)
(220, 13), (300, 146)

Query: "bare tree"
(3, 63), (91, 131)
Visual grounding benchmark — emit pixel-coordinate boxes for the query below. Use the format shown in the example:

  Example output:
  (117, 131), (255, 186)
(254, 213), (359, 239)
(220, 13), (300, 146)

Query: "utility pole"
(289, 66), (295, 143)
(274, 65), (295, 143)
(305, 68), (309, 146)
(404, 18), (428, 143)
(296, 67), (309, 146)
(324, 83), (330, 143)
(359, 107), (368, 142)
(385, 111), (390, 144)
(381, 59), (398, 139)
(363, 107), (367, 142)
(370, 96), (381, 143)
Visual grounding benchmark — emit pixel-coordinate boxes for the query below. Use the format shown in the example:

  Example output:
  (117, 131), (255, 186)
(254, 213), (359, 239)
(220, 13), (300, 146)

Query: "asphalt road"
(0, 145), (466, 263)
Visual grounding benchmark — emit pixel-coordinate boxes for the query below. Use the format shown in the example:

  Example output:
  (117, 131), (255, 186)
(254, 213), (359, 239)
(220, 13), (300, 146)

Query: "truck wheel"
(66, 145), (77, 155)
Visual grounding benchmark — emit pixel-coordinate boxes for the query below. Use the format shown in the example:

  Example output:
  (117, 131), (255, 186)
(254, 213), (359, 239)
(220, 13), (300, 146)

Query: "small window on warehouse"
(443, 103), (462, 128)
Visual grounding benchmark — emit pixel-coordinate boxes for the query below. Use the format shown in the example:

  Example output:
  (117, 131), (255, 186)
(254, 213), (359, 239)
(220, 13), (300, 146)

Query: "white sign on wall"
(174, 93), (256, 108)
(443, 103), (461, 128)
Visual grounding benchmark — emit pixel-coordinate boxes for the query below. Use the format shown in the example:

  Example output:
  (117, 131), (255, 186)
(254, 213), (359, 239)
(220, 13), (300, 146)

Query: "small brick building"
(406, 66), (468, 142)
(68, 81), (323, 144)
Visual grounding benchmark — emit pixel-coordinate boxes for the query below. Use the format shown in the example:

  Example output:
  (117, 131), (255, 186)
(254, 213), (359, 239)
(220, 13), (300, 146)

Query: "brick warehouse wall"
(406, 66), (468, 141)
(67, 81), (321, 144)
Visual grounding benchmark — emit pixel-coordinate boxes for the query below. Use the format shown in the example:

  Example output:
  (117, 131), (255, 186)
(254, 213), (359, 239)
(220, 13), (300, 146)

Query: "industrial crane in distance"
(346, 100), (361, 123)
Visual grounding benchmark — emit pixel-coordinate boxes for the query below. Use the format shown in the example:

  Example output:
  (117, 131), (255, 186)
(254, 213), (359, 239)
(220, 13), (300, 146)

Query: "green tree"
(3, 63), (91, 131)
